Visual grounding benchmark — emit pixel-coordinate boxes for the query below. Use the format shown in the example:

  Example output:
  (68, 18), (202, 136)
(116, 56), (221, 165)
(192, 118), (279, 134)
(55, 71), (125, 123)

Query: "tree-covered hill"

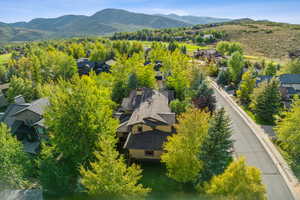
(0, 9), (191, 43)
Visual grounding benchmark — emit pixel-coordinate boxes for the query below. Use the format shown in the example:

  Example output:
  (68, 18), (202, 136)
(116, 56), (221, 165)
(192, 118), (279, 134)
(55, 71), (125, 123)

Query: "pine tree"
(250, 78), (282, 123)
(198, 108), (234, 183)
(216, 70), (230, 87)
(128, 73), (138, 90)
(192, 81), (216, 112)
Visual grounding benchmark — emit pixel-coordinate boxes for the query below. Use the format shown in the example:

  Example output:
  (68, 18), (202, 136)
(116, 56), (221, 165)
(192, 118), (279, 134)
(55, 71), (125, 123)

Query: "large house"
(117, 88), (175, 160)
(1, 96), (49, 154)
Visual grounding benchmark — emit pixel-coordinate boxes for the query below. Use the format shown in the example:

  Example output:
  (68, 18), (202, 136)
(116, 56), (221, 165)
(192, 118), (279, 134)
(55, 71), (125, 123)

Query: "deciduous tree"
(204, 157), (266, 200)
(161, 109), (210, 183)
(228, 51), (244, 86)
(0, 123), (32, 189)
(276, 97), (300, 163)
(236, 69), (256, 105)
(80, 135), (150, 200)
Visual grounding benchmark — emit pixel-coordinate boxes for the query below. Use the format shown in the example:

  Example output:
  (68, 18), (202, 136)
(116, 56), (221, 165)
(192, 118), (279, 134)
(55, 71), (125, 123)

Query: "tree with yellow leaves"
(204, 157), (266, 200)
(161, 108), (210, 183)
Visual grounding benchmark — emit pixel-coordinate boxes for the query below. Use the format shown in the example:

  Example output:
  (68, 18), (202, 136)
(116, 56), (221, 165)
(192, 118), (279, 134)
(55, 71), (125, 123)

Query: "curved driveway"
(213, 85), (295, 200)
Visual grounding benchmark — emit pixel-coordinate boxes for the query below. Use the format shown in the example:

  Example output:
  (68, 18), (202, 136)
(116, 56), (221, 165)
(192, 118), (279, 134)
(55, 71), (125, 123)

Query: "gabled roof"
(14, 98), (49, 117)
(126, 89), (175, 126)
(279, 74), (300, 84)
(124, 130), (171, 150)
(1, 103), (30, 133)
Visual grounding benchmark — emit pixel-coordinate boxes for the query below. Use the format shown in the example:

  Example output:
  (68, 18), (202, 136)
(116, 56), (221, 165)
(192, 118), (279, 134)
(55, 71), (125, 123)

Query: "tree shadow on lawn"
(139, 161), (210, 200)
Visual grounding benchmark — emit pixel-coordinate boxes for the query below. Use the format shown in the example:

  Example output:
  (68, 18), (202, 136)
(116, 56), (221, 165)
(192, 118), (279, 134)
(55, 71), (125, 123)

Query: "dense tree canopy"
(161, 108), (210, 183)
(250, 78), (282, 123)
(198, 108), (234, 183)
(80, 135), (150, 199)
(204, 157), (266, 200)
(276, 97), (300, 163)
(41, 75), (118, 193)
(237, 69), (256, 105)
(0, 123), (32, 189)
(228, 51), (245, 86)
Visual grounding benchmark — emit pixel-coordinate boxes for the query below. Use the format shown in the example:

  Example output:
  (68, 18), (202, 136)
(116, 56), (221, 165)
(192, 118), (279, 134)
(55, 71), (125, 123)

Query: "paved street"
(213, 87), (294, 200)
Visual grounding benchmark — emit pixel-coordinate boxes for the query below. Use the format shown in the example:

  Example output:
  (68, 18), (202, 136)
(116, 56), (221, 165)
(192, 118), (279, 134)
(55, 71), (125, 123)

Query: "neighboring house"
(77, 58), (95, 75)
(1, 96), (49, 154)
(193, 49), (223, 62)
(77, 58), (113, 75)
(117, 88), (175, 160)
(256, 74), (300, 99)
(0, 189), (43, 200)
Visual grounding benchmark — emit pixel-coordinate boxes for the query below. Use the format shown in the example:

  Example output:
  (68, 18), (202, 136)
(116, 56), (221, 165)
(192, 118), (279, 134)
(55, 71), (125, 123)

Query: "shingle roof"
(124, 130), (171, 150)
(1, 103), (30, 133)
(126, 90), (175, 126)
(14, 98), (49, 116)
(279, 74), (300, 84)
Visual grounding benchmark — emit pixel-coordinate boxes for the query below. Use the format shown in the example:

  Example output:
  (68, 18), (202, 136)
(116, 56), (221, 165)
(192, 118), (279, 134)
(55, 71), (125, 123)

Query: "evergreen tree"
(128, 73), (138, 91)
(192, 81), (216, 112)
(250, 78), (282, 123)
(216, 70), (230, 86)
(236, 69), (256, 105)
(204, 157), (266, 200)
(198, 108), (234, 183)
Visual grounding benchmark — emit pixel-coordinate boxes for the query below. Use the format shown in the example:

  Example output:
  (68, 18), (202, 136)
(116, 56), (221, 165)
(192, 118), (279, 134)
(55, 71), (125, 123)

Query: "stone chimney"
(14, 95), (26, 104)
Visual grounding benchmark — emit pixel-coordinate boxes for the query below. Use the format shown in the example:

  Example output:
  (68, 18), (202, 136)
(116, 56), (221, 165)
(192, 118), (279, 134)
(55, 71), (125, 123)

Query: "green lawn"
(129, 40), (209, 54)
(0, 53), (11, 66)
(139, 162), (209, 200)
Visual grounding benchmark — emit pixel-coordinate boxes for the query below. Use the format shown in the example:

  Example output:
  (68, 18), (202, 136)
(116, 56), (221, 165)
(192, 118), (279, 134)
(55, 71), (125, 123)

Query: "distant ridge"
(156, 13), (232, 25)
(0, 8), (191, 43)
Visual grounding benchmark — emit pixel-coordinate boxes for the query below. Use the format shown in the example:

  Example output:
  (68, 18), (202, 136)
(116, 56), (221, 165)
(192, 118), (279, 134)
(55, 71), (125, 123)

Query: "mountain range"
(0, 8), (232, 43)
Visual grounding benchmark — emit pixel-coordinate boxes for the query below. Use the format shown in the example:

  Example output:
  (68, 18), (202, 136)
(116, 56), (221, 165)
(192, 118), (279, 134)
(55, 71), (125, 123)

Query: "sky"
(0, 0), (299, 24)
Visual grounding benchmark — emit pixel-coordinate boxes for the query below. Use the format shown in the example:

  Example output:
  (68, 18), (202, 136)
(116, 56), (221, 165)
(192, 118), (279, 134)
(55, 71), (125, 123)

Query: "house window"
(145, 150), (154, 157)
(138, 126), (143, 132)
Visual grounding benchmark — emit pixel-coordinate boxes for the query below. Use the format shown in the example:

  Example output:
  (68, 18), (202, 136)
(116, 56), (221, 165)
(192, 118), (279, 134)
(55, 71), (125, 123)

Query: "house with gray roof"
(256, 74), (300, 99)
(117, 88), (175, 160)
(1, 96), (49, 154)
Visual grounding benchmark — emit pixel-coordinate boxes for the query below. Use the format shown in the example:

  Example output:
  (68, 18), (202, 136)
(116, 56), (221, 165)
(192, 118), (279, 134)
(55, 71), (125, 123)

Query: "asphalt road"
(213, 87), (294, 200)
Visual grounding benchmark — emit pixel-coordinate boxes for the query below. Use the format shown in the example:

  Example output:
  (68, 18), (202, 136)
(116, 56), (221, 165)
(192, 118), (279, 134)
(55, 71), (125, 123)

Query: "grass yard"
(129, 40), (209, 54)
(0, 53), (11, 66)
(139, 162), (209, 200)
